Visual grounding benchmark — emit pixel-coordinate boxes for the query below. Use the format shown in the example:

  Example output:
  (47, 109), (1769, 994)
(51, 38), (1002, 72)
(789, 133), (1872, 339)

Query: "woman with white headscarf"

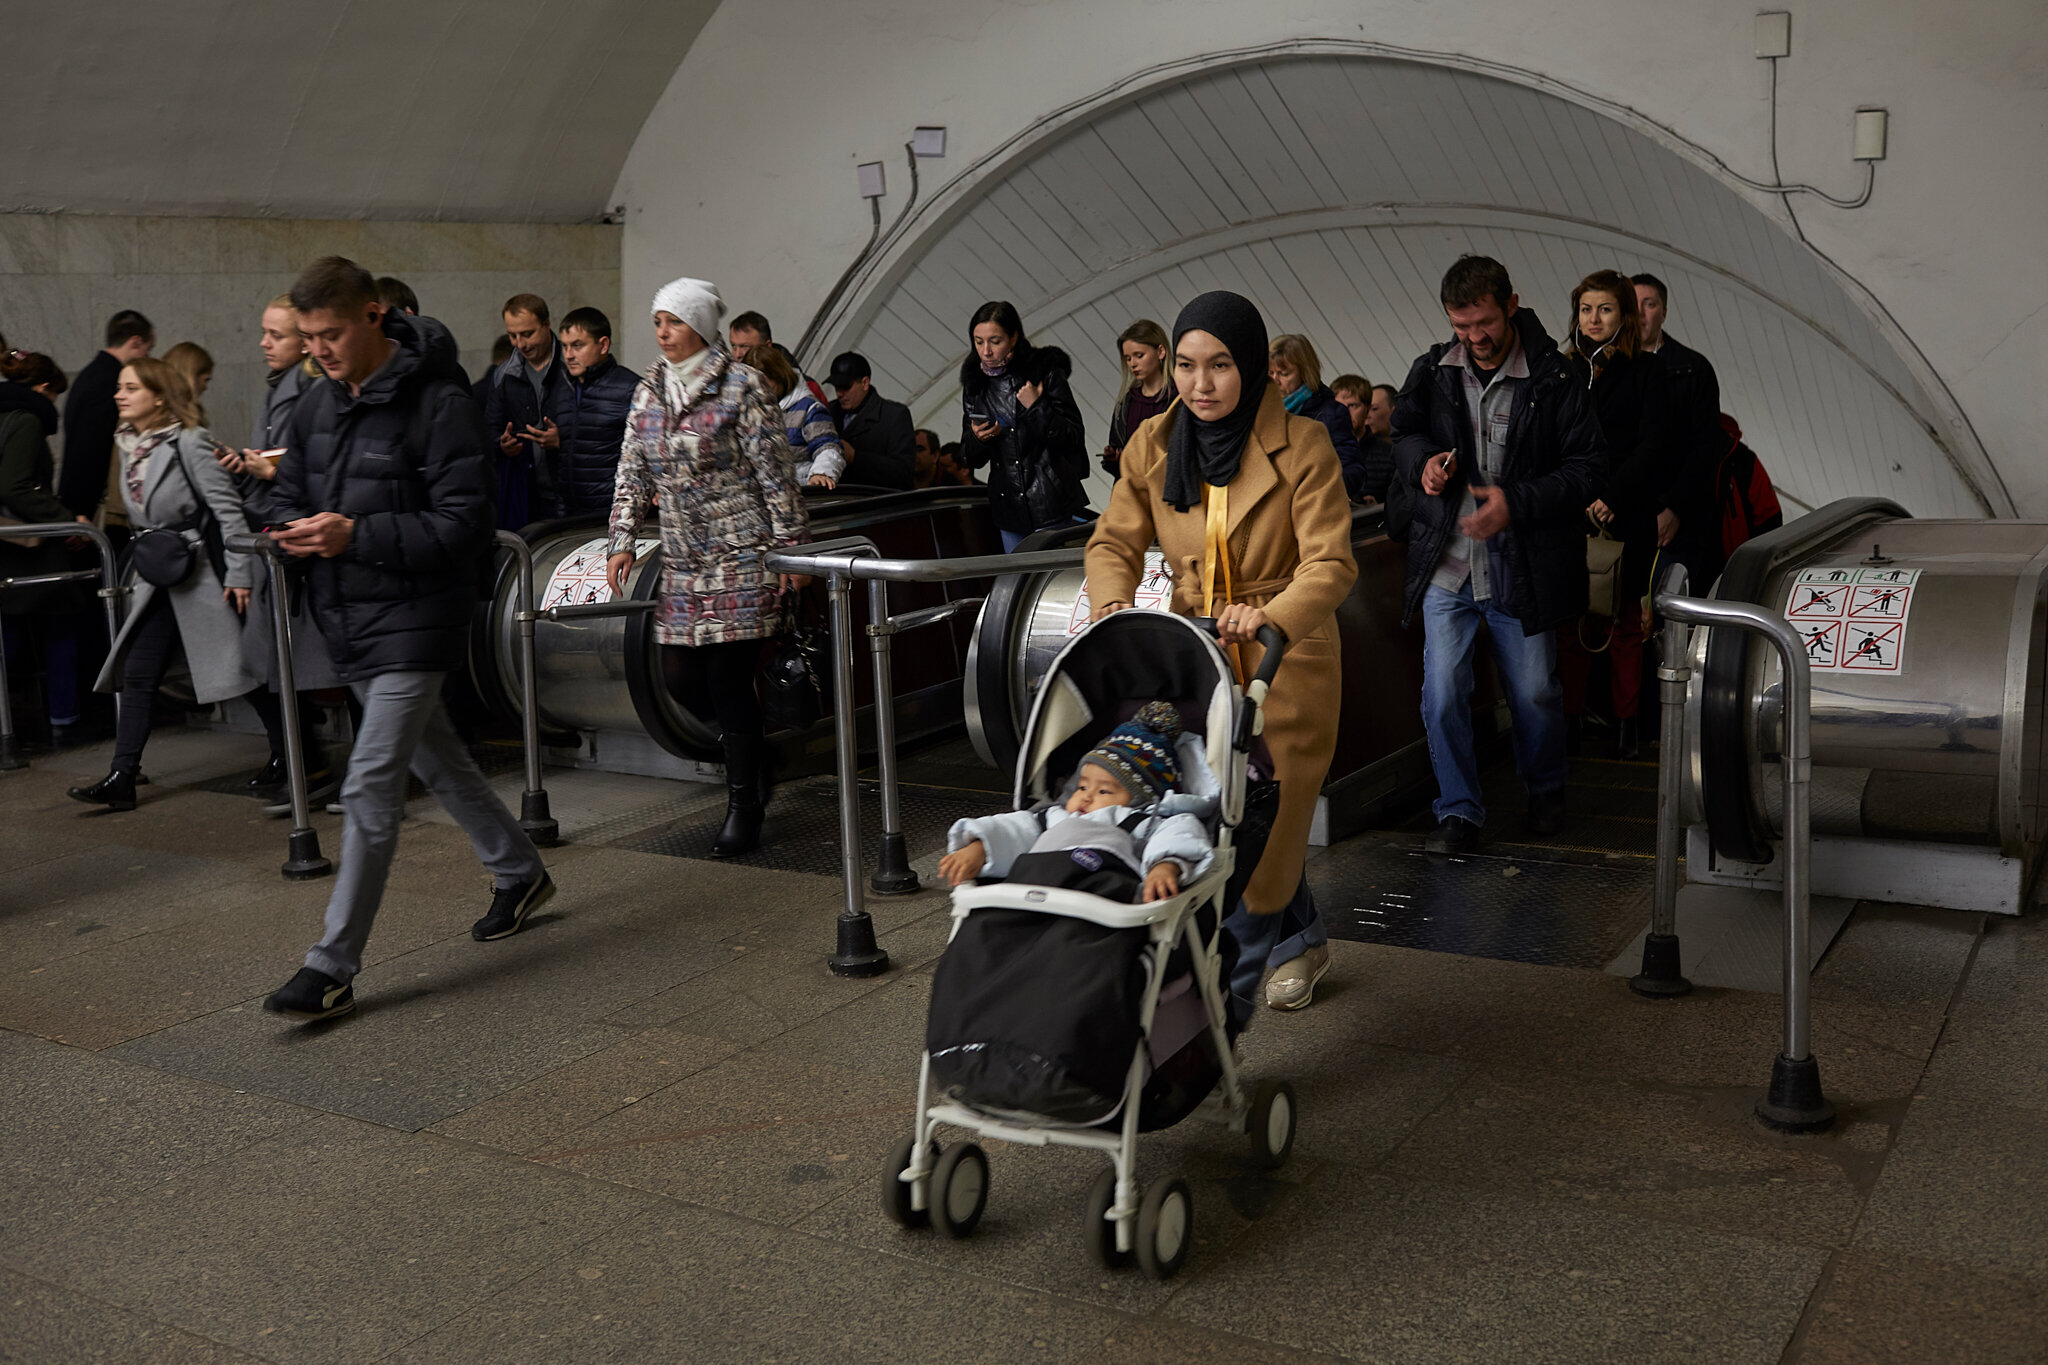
(605, 278), (811, 857)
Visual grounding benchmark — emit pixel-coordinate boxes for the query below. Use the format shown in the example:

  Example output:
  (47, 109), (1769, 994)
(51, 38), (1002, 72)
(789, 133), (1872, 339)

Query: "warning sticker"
(1067, 550), (1172, 635)
(1795, 565), (1920, 587)
(1786, 583), (1851, 619)
(542, 536), (660, 611)
(1786, 572), (1916, 673)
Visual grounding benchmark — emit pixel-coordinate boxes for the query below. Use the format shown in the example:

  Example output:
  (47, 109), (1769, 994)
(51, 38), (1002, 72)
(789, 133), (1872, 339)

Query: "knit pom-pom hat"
(1081, 701), (1184, 802)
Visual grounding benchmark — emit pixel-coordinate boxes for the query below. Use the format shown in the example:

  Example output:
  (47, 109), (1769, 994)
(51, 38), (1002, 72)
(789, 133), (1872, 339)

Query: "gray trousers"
(306, 670), (545, 982)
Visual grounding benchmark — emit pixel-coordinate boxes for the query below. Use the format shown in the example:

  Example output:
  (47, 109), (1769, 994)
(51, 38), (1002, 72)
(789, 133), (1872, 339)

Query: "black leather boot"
(710, 734), (765, 858)
(68, 769), (138, 811)
(1614, 717), (1642, 761)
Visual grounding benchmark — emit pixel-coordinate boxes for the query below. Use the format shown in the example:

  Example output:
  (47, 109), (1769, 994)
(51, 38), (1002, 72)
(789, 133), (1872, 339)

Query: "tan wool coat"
(1085, 387), (1357, 912)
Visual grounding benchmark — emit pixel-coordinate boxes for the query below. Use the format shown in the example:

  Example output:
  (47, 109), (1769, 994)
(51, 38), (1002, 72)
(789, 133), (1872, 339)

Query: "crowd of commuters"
(0, 238), (1749, 1021)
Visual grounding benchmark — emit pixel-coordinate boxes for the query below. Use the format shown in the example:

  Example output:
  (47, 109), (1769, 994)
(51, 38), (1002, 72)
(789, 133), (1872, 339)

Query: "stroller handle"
(1192, 619), (1286, 752)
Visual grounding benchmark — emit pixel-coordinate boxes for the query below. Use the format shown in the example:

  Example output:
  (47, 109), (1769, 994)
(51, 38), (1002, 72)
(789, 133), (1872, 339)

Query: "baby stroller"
(881, 609), (1298, 1280)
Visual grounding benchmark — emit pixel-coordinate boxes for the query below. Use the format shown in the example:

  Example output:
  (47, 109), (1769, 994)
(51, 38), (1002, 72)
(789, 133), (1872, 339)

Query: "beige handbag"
(1585, 515), (1624, 618)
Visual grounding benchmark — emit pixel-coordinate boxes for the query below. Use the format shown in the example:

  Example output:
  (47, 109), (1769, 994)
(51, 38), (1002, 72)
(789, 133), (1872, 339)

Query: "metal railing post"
(495, 531), (558, 846)
(0, 523), (129, 774)
(1653, 590), (1834, 1134)
(865, 576), (917, 894)
(766, 540), (1085, 973)
(0, 612), (19, 769)
(1633, 561), (1693, 997)
(264, 546), (332, 880)
(828, 568), (888, 975)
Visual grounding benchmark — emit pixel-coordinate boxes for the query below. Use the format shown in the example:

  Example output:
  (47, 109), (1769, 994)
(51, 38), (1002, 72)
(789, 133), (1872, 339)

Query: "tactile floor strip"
(1309, 834), (1653, 968)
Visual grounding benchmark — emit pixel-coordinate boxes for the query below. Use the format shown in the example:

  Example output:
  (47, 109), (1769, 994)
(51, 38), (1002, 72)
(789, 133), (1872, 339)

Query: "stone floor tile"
(0, 1266), (267, 1364)
(429, 1025), (746, 1153)
(1078, 1317), (1350, 1364)
(1787, 1250), (2048, 1364)
(0, 843), (272, 974)
(1231, 1025), (1477, 1169)
(1853, 1096), (2048, 1280)
(383, 1198), (1125, 1365)
(107, 916), (746, 1131)
(1166, 1164), (1827, 1364)
(1381, 1064), (1870, 1245)
(19, 1113), (647, 1365)
(533, 1052), (919, 1226)
(0, 1029), (314, 1251)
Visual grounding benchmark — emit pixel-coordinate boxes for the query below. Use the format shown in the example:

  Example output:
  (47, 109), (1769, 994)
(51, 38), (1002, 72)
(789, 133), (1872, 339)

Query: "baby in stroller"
(938, 701), (1212, 904)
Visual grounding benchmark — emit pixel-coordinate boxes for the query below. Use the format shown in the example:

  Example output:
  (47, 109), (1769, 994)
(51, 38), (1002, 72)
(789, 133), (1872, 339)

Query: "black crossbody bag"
(131, 436), (229, 589)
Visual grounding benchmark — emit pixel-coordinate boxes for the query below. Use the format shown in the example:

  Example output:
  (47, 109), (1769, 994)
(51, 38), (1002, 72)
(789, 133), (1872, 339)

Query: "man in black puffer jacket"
(261, 257), (552, 1024)
(1391, 255), (1607, 854)
(548, 306), (641, 517)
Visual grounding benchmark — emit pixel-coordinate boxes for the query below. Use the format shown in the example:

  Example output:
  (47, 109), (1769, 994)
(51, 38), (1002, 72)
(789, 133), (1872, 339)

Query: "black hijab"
(1161, 291), (1269, 513)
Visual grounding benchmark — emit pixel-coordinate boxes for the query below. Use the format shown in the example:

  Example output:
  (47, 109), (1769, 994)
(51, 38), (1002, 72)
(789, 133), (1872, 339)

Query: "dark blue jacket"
(1390, 308), (1608, 633)
(551, 355), (641, 517)
(1291, 384), (1368, 501)
(274, 311), (495, 679)
(483, 344), (570, 524)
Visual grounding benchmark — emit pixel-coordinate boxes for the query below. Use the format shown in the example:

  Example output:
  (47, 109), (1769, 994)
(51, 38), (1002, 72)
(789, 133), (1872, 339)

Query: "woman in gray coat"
(69, 358), (263, 810)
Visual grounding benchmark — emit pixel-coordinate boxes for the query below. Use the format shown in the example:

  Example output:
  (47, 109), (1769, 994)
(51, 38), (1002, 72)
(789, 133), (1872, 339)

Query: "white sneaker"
(1264, 944), (1331, 1011)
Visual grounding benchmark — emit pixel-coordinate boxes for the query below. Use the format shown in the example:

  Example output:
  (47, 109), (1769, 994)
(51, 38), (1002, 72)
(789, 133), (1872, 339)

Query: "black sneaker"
(263, 966), (355, 1020)
(471, 872), (555, 941)
(263, 768), (342, 818)
(1426, 815), (1482, 855)
(1525, 790), (1567, 837)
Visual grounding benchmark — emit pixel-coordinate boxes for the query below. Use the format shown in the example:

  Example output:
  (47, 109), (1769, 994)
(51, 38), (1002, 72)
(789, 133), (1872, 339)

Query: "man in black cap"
(825, 351), (916, 490)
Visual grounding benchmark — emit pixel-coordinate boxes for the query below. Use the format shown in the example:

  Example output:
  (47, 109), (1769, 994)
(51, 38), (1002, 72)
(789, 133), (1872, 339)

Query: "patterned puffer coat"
(608, 348), (808, 647)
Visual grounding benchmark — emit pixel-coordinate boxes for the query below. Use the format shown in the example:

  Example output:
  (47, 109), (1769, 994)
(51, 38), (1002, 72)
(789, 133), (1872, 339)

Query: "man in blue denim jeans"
(1389, 256), (1608, 854)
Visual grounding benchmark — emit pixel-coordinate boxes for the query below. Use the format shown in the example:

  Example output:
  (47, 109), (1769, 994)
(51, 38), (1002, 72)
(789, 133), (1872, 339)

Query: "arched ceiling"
(3, 0), (718, 222)
(841, 56), (1982, 520)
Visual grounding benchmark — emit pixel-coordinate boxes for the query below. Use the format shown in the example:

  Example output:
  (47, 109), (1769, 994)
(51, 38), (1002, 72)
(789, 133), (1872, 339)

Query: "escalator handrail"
(1699, 495), (1909, 863)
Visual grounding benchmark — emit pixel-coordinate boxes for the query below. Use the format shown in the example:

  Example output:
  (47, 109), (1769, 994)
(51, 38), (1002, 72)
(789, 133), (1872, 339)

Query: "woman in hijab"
(605, 277), (810, 857)
(1085, 291), (1356, 1017)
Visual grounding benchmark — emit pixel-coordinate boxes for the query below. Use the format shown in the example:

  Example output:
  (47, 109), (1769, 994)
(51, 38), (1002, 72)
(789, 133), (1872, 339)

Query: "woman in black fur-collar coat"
(959, 301), (1090, 550)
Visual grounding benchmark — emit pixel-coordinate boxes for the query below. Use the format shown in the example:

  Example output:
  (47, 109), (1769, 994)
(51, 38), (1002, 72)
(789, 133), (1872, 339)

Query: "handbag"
(130, 437), (228, 589)
(1585, 514), (1624, 618)
(762, 596), (833, 732)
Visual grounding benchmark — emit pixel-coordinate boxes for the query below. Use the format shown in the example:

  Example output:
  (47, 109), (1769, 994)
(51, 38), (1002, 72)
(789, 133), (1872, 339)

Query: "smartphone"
(965, 408), (992, 426)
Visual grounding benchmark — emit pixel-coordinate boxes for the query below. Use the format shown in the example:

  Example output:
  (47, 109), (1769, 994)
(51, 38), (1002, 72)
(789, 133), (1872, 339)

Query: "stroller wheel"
(1136, 1177), (1193, 1280)
(931, 1142), (990, 1239)
(1248, 1079), (1297, 1170)
(1083, 1168), (1133, 1269)
(881, 1137), (935, 1229)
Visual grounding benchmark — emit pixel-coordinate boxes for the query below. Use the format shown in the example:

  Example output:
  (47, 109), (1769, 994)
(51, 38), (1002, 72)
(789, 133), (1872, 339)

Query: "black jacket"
(57, 350), (122, 516)
(1, 383), (81, 613)
(1390, 308), (1609, 633)
(1290, 385), (1369, 501)
(483, 344), (570, 513)
(274, 310), (495, 680)
(552, 356), (642, 517)
(1360, 434), (1395, 504)
(834, 387), (917, 491)
(1573, 339), (1673, 534)
(959, 344), (1089, 533)
(1650, 333), (1722, 536)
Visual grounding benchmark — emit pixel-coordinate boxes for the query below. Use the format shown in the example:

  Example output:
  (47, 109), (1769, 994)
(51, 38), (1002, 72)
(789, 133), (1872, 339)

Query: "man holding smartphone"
(1392, 255), (1607, 854)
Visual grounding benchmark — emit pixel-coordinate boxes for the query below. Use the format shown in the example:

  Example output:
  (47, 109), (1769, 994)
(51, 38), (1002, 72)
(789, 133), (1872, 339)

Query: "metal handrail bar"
(0, 521), (128, 772)
(1654, 588), (1835, 1134)
(760, 537), (1087, 973)
(224, 532), (331, 879)
(874, 597), (985, 636)
(768, 544), (1087, 583)
(541, 598), (656, 622)
(494, 530), (559, 847)
(1633, 561), (1694, 999)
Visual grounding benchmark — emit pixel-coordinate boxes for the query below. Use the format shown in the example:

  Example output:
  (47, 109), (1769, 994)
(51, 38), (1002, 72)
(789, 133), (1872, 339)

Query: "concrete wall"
(1, 213), (621, 469)
(614, 0), (2048, 515)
